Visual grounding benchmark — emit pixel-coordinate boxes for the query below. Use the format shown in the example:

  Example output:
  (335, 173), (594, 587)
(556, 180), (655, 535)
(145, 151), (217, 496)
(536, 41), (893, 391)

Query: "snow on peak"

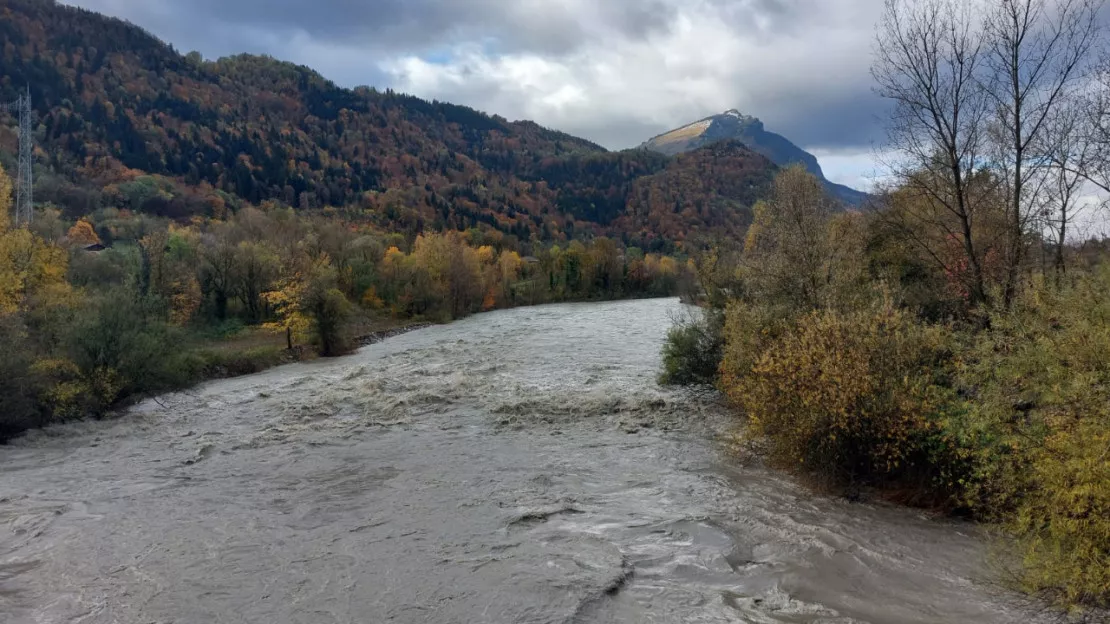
(719, 109), (760, 127)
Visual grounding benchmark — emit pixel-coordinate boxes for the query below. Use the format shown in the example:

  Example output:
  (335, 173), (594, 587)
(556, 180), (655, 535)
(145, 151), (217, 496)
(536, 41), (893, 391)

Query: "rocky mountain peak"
(640, 109), (867, 206)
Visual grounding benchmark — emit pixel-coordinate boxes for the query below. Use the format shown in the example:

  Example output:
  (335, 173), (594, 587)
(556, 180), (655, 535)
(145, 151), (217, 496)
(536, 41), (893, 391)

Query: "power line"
(1, 87), (33, 227)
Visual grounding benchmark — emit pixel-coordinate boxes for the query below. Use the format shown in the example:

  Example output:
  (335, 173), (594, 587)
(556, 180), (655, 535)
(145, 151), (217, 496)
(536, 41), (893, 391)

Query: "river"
(1, 298), (1045, 623)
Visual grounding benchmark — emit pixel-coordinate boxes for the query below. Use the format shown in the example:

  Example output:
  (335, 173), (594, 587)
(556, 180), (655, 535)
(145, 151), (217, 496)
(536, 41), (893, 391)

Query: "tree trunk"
(1054, 217), (1067, 288)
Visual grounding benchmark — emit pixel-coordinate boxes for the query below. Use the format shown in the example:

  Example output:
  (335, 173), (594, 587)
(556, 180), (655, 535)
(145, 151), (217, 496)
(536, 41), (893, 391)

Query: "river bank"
(192, 317), (435, 381)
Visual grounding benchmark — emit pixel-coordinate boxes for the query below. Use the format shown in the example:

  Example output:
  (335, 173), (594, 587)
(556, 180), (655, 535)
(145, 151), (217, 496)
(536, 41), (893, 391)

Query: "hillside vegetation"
(0, 0), (776, 250)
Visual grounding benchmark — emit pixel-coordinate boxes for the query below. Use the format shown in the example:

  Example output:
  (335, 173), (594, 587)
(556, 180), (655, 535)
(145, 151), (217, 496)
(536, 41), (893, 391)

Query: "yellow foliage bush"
(718, 299), (793, 403)
(709, 166), (1110, 611)
(29, 358), (92, 421)
(728, 300), (958, 489)
(1016, 416), (1110, 609)
(87, 366), (125, 407)
(361, 285), (385, 310)
(1, 216), (70, 316)
(169, 276), (202, 326)
(958, 271), (1110, 609)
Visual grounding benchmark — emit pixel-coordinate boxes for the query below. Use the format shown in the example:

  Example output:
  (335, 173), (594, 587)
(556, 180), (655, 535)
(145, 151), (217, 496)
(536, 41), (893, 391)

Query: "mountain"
(641, 110), (869, 206)
(0, 0), (779, 251)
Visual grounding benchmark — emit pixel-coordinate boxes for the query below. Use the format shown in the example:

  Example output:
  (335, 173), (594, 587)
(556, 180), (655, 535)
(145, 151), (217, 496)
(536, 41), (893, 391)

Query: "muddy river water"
(1, 298), (1047, 623)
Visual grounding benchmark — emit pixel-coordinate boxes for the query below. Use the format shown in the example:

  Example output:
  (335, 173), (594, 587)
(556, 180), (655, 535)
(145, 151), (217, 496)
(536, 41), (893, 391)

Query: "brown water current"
(1, 298), (1049, 623)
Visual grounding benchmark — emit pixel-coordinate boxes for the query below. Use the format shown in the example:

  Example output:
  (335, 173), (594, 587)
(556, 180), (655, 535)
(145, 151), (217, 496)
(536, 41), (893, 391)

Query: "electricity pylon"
(2, 87), (33, 226)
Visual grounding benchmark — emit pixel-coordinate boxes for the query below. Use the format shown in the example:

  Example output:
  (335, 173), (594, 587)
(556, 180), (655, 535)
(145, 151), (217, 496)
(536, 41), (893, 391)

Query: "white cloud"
(809, 148), (896, 193)
(382, 0), (887, 152)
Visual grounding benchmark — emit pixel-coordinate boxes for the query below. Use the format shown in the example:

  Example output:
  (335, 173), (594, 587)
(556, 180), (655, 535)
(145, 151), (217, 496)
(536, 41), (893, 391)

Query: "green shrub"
(0, 319), (46, 440)
(196, 345), (291, 377)
(659, 309), (724, 386)
(205, 317), (247, 339)
(66, 292), (198, 406)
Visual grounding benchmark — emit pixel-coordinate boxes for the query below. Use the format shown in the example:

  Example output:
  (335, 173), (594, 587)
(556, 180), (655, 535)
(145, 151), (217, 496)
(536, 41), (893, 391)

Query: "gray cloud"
(69, 0), (679, 56)
(63, 0), (893, 163)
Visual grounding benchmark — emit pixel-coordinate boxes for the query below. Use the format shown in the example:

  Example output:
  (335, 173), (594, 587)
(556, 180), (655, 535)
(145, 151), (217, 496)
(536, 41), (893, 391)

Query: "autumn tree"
(139, 230), (171, 299)
(875, 0), (1103, 305)
(1, 165), (71, 317)
(0, 163), (10, 221)
(264, 255), (353, 356)
(498, 249), (523, 305)
(235, 241), (279, 323)
(1089, 56), (1110, 192)
(589, 237), (623, 296)
(65, 219), (101, 247)
(377, 246), (411, 312)
(411, 232), (483, 319)
(742, 166), (840, 310)
(1039, 98), (1100, 281)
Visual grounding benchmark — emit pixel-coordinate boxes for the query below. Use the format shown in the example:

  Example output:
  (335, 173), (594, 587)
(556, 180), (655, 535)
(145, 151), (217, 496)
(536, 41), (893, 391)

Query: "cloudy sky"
(63, 0), (894, 190)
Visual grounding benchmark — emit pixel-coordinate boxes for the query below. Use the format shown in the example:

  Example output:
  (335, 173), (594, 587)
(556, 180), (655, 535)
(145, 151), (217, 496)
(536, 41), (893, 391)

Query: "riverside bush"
(66, 293), (198, 405)
(718, 300), (794, 401)
(957, 271), (1110, 608)
(729, 300), (964, 493)
(659, 309), (724, 386)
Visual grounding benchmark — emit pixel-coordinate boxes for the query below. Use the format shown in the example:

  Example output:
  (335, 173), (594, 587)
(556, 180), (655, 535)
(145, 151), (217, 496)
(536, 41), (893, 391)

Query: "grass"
(189, 311), (428, 381)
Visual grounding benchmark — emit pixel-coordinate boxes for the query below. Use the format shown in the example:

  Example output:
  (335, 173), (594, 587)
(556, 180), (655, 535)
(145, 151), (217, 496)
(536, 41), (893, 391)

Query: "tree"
(1086, 54), (1110, 193)
(264, 256), (353, 356)
(589, 237), (623, 295)
(873, 0), (1000, 306)
(411, 232), (483, 319)
(0, 163), (11, 220)
(377, 246), (410, 310)
(199, 235), (237, 320)
(742, 166), (837, 310)
(1040, 98), (1099, 281)
(498, 250), (523, 304)
(1, 165), (70, 317)
(983, 0), (1102, 304)
(66, 220), (101, 247)
(139, 230), (170, 299)
(875, 0), (1104, 306)
(235, 241), (279, 323)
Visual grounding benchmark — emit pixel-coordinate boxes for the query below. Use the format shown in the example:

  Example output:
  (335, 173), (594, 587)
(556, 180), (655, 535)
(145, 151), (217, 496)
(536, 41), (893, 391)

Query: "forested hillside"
(0, 0), (776, 249)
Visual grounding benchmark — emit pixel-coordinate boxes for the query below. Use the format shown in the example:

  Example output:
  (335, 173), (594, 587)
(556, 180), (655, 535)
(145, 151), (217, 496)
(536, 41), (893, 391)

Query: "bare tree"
(1040, 97), (1101, 280)
(873, 0), (993, 305)
(874, 0), (1104, 304)
(984, 0), (1103, 304)
(1087, 54), (1110, 192)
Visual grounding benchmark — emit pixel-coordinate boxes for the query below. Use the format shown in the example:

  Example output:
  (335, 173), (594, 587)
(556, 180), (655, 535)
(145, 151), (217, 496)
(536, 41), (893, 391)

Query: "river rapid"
(1, 298), (1045, 623)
